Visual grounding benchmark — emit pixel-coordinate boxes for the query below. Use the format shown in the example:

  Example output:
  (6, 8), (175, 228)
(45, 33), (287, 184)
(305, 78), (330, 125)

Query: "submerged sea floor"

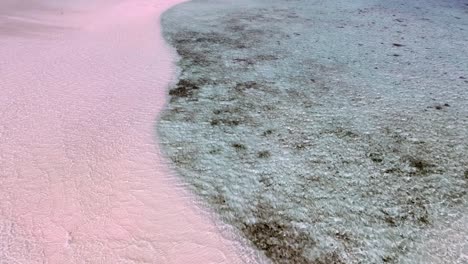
(159, 0), (468, 263)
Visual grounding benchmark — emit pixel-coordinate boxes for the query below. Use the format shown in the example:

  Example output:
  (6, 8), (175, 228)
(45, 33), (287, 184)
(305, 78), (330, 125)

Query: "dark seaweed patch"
(242, 204), (345, 264)
(406, 157), (436, 175)
(380, 197), (431, 227)
(176, 48), (213, 66)
(232, 143), (247, 150)
(242, 221), (313, 263)
(173, 31), (238, 46)
(258, 150), (271, 158)
(211, 118), (241, 126)
(369, 152), (384, 163)
(238, 202), (346, 264)
(169, 79), (199, 98)
(262, 129), (274, 136)
(233, 58), (255, 66)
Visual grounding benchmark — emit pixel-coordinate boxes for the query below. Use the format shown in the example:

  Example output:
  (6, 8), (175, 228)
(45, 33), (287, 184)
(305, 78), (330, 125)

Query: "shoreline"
(0, 1), (260, 263)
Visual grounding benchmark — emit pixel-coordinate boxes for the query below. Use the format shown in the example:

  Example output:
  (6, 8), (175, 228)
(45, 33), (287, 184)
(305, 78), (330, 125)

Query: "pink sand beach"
(0, 1), (258, 263)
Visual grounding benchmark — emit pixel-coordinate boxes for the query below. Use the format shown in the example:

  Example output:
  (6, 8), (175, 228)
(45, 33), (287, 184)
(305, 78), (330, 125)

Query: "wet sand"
(0, 1), (261, 263)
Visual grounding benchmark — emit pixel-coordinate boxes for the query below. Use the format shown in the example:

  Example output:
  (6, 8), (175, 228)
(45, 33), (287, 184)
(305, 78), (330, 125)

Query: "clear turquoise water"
(159, 0), (468, 263)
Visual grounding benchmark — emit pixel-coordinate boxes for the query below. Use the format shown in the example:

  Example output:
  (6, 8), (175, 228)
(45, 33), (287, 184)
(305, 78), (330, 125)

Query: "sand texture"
(158, 0), (468, 263)
(0, 1), (264, 263)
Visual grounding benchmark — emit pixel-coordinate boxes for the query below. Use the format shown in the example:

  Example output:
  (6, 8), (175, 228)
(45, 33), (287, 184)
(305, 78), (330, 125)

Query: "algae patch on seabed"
(159, 0), (468, 263)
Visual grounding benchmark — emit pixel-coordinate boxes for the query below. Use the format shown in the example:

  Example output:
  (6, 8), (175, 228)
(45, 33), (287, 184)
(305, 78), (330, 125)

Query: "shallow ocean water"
(1, 0), (467, 263)
(159, 0), (468, 263)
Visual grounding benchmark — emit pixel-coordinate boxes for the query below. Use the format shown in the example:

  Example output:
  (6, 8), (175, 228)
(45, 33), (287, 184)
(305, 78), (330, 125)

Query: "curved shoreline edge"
(1, 1), (260, 263)
(158, 0), (468, 263)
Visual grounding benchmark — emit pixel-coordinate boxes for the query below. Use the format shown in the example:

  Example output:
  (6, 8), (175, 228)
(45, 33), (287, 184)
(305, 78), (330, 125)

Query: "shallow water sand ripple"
(0, 1), (262, 263)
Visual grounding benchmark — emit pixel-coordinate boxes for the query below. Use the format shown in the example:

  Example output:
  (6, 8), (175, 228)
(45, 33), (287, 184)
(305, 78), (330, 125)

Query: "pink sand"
(0, 1), (257, 263)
